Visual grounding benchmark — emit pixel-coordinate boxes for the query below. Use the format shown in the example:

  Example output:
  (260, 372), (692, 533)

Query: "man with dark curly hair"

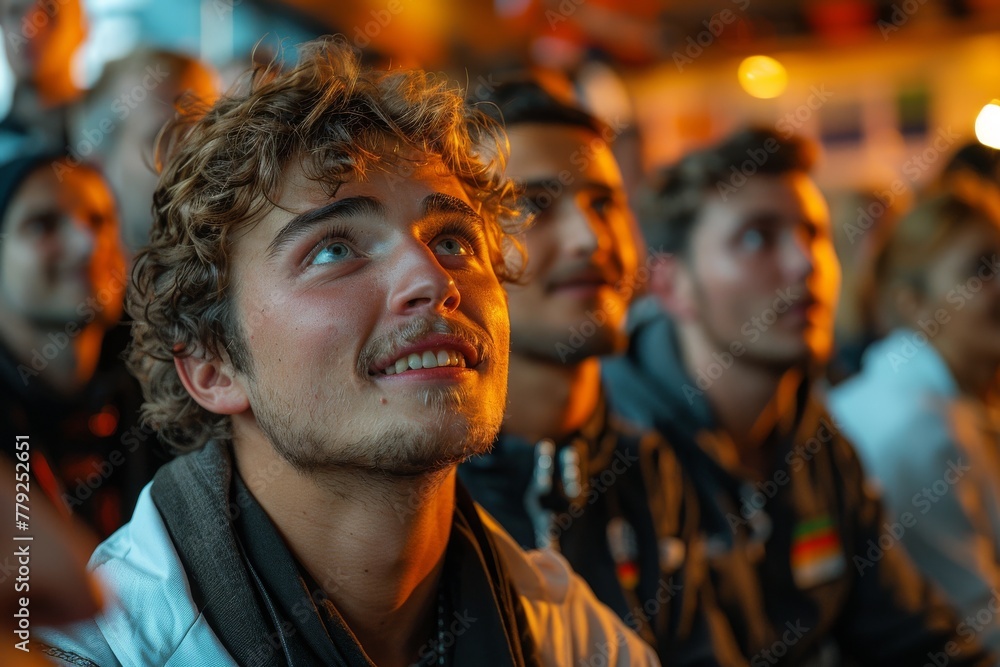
(38, 37), (657, 667)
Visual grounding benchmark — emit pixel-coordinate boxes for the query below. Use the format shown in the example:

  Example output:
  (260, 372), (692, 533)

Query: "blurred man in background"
(0, 151), (158, 538)
(459, 77), (737, 665)
(0, 0), (86, 156)
(70, 49), (219, 256)
(603, 126), (995, 665)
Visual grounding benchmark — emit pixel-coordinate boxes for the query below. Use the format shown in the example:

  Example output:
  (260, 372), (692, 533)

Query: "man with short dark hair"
(603, 126), (995, 665)
(0, 151), (158, 539)
(38, 39), (657, 666)
(459, 78), (735, 665)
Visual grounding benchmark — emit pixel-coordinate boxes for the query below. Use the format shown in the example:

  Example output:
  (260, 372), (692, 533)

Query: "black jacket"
(601, 301), (996, 666)
(460, 399), (738, 665)
(0, 323), (164, 537)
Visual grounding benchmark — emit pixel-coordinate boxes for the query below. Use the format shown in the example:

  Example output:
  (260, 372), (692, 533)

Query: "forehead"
(9, 164), (112, 211)
(698, 172), (829, 230)
(505, 123), (623, 188)
(280, 155), (473, 215)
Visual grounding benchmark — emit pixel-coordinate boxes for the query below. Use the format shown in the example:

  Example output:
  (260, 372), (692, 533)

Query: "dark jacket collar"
(151, 441), (541, 667)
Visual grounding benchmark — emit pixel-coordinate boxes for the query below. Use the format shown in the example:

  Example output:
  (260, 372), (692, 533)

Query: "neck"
(233, 435), (454, 667)
(677, 323), (802, 475)
(0, 313), (103, 395)
(504, 353), (601, 442)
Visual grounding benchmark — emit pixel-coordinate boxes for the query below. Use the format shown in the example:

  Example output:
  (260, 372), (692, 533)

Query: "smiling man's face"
(504, 123), (638, 362)
(226, 155), (510, 475)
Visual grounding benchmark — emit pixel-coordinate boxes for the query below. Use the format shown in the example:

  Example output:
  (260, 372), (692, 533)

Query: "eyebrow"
(421, 192), (483, 223)
(265, 196), (387, 260)
(265, 192), (483, 260)
(739, 211), (783, 227)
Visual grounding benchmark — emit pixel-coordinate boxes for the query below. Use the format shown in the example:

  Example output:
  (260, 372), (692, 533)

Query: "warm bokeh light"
(975, 100), (1000, 149)
(89, 406), (120, 438)
(738, 55), (788, 99)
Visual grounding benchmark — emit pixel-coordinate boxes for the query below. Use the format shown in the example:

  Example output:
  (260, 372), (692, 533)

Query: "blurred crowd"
(2, 0), (1000, 666)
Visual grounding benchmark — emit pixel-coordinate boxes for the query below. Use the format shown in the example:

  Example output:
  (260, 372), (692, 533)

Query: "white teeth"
(380, 348), (469, 374)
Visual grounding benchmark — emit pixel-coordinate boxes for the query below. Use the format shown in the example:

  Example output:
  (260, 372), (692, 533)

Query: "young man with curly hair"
(38, 38), (657, 667)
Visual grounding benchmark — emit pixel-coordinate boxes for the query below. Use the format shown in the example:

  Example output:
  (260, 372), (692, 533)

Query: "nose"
(63, 214), (97, 263)
(387, 240), (461, 316)
(783, 227), (816, 283)
(559, 196), (608, 259)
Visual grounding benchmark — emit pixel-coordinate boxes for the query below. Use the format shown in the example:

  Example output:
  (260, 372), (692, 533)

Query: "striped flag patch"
(790, 515), (845, 589)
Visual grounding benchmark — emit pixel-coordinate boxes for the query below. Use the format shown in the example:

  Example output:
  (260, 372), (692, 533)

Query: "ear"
(649, 252), (698, 320)
(174, 352), (250, 416)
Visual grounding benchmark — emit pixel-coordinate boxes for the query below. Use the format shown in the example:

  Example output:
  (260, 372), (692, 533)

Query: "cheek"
(611, 219), (639, 273)
(703, 255), (758, 302)
(468, 280), (509, 337)
(522, 233), (556, 275)
(2, 242), (42, 284)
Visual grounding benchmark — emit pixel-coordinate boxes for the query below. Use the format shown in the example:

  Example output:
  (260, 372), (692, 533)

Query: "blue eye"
(434, 237), (470, 256)
(312, 240), (355, 265)
(739, 228), (767, 252)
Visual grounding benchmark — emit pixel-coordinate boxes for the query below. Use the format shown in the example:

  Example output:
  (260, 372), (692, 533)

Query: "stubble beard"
(249, 379), (504, 479)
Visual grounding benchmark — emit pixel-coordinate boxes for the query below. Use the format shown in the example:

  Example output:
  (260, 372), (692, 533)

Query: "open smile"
(368, 333), (481, 377)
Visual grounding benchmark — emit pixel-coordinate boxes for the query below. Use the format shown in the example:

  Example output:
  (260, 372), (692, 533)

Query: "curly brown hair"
(127, 36), (523, 453)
